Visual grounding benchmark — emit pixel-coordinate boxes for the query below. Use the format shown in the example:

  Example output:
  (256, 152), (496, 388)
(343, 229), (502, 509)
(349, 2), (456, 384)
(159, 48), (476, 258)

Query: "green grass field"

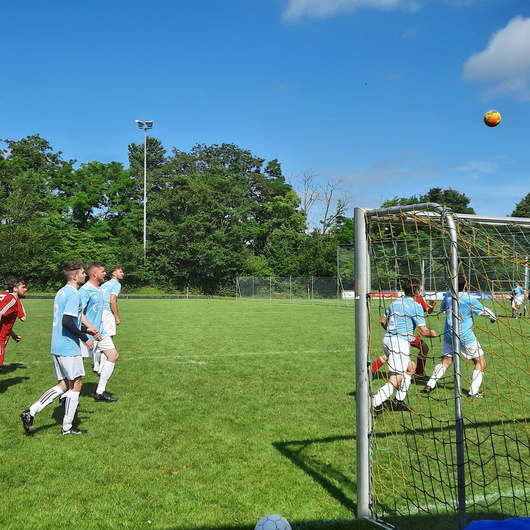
(1, 298), (375, 530)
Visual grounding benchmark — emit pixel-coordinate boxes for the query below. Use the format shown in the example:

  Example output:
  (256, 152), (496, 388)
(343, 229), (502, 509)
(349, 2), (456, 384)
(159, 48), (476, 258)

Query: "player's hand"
(13, 335), (22, 343)
(87, 328), (102, 341)
(19, 316), (27, 322)
(430, 330), (437, 337)
(116, 318), (121, 325)
(428, 301), (436, 309)
(86, 339), (94, 350)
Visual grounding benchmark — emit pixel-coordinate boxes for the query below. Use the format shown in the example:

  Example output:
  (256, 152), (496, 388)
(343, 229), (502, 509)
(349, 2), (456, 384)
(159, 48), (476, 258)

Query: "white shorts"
(102, 309), (117, 337)
(514, 296), (524, 306)
(53, 355), (85, 381)
(80, 334), (116, 358)
(382, 336), (411, 374)
(442, 339), (484, 360)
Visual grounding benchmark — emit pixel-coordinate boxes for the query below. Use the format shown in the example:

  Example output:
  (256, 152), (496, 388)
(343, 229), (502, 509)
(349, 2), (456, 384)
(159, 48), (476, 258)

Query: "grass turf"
(1, 298), (374, 530)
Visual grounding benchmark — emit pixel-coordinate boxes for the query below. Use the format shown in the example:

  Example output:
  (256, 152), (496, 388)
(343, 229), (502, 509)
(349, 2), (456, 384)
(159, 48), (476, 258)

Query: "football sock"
(96, 361), (115, 394)
(62, 390), (80, 432)
(29, 385), (65, 416)
(469, 370), (484, 395)
(395, 374), (412, 401)
(373, 382), (394, 407)
(427, 363), (447, 389)
(416, 356), (426, 375)
(372, 356), (386, 374)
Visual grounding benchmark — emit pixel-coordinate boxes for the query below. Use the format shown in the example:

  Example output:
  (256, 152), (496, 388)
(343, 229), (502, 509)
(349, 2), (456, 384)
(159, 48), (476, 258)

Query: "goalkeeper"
(422, 272), (496, 398)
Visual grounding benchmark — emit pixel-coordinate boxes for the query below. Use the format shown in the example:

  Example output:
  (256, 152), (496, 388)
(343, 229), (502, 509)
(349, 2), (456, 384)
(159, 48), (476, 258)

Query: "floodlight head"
(145, 121), (153, 129)
(135, 120), (144, 128)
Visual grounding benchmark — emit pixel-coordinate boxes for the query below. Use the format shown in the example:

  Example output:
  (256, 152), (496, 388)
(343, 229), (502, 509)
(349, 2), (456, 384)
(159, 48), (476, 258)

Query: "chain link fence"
(235, 276), (351, 306)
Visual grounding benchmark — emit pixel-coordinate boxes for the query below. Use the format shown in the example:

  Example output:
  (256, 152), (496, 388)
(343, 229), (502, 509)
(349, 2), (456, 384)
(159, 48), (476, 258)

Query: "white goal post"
(355, 203), (530, 530)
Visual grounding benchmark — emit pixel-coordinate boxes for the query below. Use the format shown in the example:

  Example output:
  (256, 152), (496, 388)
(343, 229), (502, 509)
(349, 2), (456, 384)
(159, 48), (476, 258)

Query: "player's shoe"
(392, 399), (412, 412)
(468, 392), (484, 399)
(93, 391), (118, 402)
(20, 410), (34, 436)
(61, 427), (88, 435)
(421, 385), (434, 394)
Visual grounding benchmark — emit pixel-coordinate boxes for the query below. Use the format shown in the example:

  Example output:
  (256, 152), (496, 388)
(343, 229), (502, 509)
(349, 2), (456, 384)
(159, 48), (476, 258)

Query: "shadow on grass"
(273, 434), (358, 514)
(0, 362), (29, 393)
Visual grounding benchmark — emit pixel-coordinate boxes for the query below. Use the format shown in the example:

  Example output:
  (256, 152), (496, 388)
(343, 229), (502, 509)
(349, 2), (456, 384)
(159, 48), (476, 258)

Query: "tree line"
(2, 134), (528, 294)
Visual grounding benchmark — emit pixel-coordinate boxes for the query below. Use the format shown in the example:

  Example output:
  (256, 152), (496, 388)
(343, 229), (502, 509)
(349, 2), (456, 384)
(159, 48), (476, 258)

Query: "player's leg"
(422, 341), (453, 393)
(412, 337), (429, 376)
(372, 353), (387, 374)
(94, 336), (119, 401)
(467, 342), (486, 397)
(62, 372), (87, 435)
(0, 342), (5, 372)
(21, 367), (68, 436)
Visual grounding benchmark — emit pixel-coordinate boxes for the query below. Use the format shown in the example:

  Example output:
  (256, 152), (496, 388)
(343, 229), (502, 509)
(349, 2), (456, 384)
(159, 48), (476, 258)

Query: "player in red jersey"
(372, 290), (436, 378)
(0, 278), (28, 372)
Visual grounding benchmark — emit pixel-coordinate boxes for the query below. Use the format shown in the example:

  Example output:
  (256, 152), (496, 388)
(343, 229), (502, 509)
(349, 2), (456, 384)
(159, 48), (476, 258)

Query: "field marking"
(21, 348), (354, 366)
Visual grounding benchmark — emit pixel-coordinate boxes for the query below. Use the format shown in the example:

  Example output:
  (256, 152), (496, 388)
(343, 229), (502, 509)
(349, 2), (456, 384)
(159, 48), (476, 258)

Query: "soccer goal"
(354, 203), (530, 530)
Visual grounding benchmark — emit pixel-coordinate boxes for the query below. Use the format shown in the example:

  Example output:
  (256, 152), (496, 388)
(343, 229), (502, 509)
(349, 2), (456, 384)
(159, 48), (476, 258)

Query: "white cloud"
(281, 0), (417, 22)
(455, 160), (497, 174)
(463, 16), (530, 101)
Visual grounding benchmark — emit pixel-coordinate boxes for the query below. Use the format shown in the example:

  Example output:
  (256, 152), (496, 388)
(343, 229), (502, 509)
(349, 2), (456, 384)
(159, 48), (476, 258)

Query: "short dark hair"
(86, 262), (105, 275)
(403, 277), (421, 297)
(5, 278), (25, 292)
(109, 266), (122, 276)
(62, 260), (84, 280)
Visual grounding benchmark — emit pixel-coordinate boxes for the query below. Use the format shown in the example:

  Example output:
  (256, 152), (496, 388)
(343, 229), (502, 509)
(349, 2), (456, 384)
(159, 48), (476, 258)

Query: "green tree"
(512, 193), (530, 218)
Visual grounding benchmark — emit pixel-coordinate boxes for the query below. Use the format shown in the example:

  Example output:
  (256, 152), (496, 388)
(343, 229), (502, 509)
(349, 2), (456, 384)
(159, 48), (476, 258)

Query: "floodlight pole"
(135, 120), (153, 259)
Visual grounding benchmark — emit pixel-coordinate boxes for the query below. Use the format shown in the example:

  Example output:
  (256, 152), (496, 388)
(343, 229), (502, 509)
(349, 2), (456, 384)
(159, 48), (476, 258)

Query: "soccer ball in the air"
(255, 514), (292, 530)
(484, 110), (501, 127)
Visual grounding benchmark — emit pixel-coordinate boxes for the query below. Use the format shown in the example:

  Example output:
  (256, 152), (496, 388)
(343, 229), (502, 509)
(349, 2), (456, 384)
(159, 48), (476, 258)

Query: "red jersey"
(416, 295), (428, 311)
(0, 292), (18, 343)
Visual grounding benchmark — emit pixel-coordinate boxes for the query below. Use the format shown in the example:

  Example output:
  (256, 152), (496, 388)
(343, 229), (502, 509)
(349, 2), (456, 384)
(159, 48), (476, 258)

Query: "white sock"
(62, 390), (80, 431)
(373, 382), (395, 407)
(93, 349), (101, 371)
(469, 370), (484, 395)
(427, 364), (447, 389)
(96, 361), (115, 395)
(395, 374), (412, 401)
(29, 385), (64, 416)
(99, 352), (107, 374)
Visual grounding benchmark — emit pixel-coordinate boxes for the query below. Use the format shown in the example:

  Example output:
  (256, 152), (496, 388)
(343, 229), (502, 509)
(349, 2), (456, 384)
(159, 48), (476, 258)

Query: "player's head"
(515, 282), (519, 287)
(109, 266), (124, 280)
(62, 260), (86, 285)
(86, 261), (106, 285)
(403, 277), (421, 297)
(5, 278), (28, 298)
(458, 273), (467, 292)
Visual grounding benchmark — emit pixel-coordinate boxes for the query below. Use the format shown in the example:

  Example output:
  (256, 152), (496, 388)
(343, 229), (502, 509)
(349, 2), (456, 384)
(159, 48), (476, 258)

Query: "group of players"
(0, 261), (124, 436)
(371, 273), (498, 415)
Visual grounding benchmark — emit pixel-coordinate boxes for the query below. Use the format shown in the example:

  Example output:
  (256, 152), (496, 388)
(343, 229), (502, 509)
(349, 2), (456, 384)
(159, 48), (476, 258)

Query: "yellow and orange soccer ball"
(484, 110), (501, 127)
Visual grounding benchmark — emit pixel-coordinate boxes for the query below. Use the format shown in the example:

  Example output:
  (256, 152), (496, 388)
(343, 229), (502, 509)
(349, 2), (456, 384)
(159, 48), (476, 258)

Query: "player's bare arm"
(110, 294), (121, 325)
(418, 324), (436, 338)
(380, 316), (388, 330)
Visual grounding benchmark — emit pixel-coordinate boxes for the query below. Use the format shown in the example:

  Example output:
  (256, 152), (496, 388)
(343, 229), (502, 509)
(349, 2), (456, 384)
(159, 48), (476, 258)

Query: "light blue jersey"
(80, 282), (107, 339)
(384, 296), (426, 342)
(51, 285), (84, 357)
(101, 278), (121, 312)
(440, 292), (485, 345)
(514, 285), (524, 299)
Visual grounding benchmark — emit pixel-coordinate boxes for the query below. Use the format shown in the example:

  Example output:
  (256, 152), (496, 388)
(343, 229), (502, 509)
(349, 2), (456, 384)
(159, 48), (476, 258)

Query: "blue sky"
(2, 0), (529, 226)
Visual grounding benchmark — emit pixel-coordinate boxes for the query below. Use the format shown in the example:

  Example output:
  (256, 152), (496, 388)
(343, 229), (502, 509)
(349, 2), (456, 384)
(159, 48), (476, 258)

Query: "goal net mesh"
(365, 207), (530, 528)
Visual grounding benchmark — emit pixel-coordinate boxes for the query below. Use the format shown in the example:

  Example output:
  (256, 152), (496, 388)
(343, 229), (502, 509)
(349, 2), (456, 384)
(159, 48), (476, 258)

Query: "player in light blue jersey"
(20, 261), (100, 436)
(511, 281), (525, 319)
(101, 266), (123, 334)
(373, 277), (437, 413)
(422, 273), (497, 398)
(81, 262), (120, 402)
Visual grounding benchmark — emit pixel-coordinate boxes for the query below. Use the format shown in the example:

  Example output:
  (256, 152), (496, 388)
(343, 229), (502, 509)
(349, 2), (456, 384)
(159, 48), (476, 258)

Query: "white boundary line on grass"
(22, 348), (355, 366)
